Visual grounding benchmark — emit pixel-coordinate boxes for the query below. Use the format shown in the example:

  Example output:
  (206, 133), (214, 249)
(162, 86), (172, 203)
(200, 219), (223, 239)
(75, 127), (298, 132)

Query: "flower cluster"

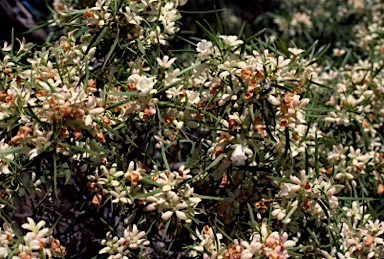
(264, 0), (384, 63)
(1, 0), (384, 258)
(0, 218), (65, 258)
(52, 0), (187, 48)
(320, 201), (384, 259)
(99, 224), (150, 259)
(189, 221), (296, 259)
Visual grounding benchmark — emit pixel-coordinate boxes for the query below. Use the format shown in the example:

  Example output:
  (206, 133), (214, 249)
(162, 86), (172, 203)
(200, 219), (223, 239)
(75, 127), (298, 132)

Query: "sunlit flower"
(123, 224), (150, 249)
(219, 35), (243, 47)
(196, 39), (213, 54)
(156, 55), (176, 69)
(21, 218), (49, 236)
(137, 76), (156, 96)
(231, 144), (248, 166)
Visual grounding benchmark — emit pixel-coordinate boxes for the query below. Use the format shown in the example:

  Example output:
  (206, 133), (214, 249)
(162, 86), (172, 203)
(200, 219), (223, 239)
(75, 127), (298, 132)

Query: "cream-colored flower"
(21, 217), (49, 237)
(156, 55), (176, 69)
(123, 224), (150, 249)
(219, 35), (243, 47)
(196, 39), (213, 54)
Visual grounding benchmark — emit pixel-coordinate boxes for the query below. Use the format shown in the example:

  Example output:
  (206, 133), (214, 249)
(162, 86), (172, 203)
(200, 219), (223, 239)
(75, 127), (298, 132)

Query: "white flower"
(291, 12), (313, 30)
(327, 144), (348, 162)
(183, 90), (201, 105)
(137, 76), (155, 96)
(333, 48), (346, 57)
(178, 0), (188, 6)
(219, 35), (243, 47)
(21, 218), (49, 237)
(121, 6), (143, 26)
(160, 3), (178, 24)
(2, 41), (12, 51)
(97, 164), (124, 187)
(124, 161), (146, 185)
(0, 139), (13, 174)
(99, 225), (149, 258)
(196, 40), (213, 54)
(28, 129), (54, 160)
(178, 165), (192, 180)
(0, 246), (8, 258)
(288, 47), (305, 56)
(161, 210), (174, 221)
(156, 55), (176, 69)
(271, 207), (287, 221)
(261, 231), (295, 259)
(109, 187), (131, 204)
(267, 95), (281, 106)
(321, 247), (337, 259)
(123, 224), (150, 249)
(287, 94), (309, 122)
(24, 232), (44, 250)
(231, 145), (248, 166)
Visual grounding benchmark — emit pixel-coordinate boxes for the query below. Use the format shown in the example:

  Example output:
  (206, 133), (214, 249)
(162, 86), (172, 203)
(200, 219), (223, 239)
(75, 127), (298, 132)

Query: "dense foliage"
(1, 0), (384, 258)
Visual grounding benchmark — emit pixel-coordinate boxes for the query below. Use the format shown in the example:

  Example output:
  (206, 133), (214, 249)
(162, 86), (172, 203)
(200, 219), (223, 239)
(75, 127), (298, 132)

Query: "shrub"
(1, 0), (384, 258)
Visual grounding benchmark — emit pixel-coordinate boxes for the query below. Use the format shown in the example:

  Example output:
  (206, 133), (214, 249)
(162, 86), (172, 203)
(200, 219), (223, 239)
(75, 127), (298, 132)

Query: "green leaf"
(196, 21), (221, 51)
(82, 59), (91, 91)
(60, 143), (100, 156)
(183, 224), (200, 240)
(53, 155), (58, 199)
(102, 32), (120, 70)
(306, 227), (321, 246)
(214, 6), (223, 35)
(162, 216), (172, 241)
(216, 224), (233, 242)
(100, 217), (116, 233)
(352, 117), (369, 151)
(247, 203), (257, 230)
(105, 91), (138, 97)
(198, 195), (224, 201)
(25, 104), (45, 128)
(141, 177), (160, 187)
(75, 27), (90, 40)
(174, 61), (202, 77)
(106, 99), (133, 111)
(85, 26), (109, 55)
(136, 39), (146, 55)
(180, 9), (226, 14)
(203, 153), (225, 172)
(133, 189), (162, 200)
(0, 199), (15, 210)
(22, 20), (55, 35)
(282, 205), (298, 224)
(0, 146), (24, 155)
(159, 134), (171, 172)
